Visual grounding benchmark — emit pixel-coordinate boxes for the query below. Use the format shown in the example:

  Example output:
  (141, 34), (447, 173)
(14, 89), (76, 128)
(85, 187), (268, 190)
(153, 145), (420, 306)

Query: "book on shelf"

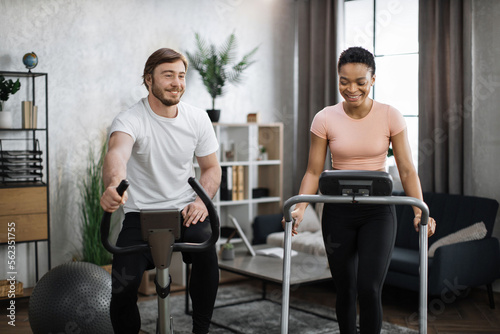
(220, 166), (233, 201)
(220, 165), (245, 201)
(232, 166), (238, 200)
(237, 165), (244, 200)
(21, 101), (37, 129)
(32, 105), (38, 128)
(22, 101), (32, 128)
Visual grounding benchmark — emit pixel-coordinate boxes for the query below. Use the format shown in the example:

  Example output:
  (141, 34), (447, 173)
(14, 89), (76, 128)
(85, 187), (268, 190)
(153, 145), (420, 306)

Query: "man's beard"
(151, 80), (184, 107)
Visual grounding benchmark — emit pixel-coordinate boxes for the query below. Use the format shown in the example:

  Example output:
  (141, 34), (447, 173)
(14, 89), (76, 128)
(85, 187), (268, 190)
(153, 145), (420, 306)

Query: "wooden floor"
(1, 279), (499, 333)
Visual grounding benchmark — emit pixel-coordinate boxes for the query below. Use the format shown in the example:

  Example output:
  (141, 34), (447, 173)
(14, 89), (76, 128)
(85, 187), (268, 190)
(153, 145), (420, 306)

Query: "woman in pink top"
(290, 47), (436, 334)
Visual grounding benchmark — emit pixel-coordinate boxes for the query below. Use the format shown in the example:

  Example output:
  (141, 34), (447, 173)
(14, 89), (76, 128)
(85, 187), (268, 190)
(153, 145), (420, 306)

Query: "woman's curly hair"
(337, 47), (376, 76)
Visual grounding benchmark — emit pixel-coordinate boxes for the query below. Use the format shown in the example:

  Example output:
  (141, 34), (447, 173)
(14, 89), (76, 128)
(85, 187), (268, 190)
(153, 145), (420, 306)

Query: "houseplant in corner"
(78, 138), (113, 272)
(185, 32), (259, 122)
(0, 75), (21, 128)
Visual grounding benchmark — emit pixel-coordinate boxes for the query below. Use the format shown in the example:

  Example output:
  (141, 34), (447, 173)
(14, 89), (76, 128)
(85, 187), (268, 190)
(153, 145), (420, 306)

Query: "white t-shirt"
(109, 98), (219, 213)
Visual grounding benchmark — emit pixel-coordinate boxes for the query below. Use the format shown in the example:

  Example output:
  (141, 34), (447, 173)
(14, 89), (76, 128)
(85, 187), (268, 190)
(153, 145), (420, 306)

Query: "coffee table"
(185, 245), (332, 313)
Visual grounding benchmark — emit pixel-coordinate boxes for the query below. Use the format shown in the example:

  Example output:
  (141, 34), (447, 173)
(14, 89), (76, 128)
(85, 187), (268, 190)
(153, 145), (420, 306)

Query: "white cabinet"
(195, 123), (283, 243)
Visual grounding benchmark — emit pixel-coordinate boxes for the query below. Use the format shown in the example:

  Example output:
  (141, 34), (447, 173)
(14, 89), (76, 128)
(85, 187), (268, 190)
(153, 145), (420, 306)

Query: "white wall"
(0, 0), (295, 286)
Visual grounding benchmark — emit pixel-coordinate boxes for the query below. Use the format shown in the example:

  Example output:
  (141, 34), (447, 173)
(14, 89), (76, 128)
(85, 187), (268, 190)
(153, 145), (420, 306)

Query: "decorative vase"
(0, 111), (13, 129)
(206, 109), (220, 123)
(221, 247), (234, 260)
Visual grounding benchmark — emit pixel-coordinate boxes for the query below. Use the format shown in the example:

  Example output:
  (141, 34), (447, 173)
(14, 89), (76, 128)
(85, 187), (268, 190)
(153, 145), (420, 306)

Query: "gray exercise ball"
(29, 261), (113, 334)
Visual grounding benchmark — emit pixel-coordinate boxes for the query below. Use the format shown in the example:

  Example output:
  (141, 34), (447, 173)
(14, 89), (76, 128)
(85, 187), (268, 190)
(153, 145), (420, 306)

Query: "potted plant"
(220, 242), (235, 261)
(219, 229), (236, 260)
(185, 32), (259, 122)
(0, 75), (21, 128)
(78, 138), (113, 272)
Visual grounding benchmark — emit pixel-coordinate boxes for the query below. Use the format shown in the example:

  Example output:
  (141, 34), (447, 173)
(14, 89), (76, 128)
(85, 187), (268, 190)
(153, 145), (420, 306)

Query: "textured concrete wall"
(471, 0), (500, 291)
(472, 1), (500, 241)
(0, 0), (295, 286)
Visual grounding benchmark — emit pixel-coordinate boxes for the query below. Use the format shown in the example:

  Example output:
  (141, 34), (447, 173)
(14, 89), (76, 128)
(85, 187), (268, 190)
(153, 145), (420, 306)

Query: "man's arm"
(100, 131), (134, 213)
(182, 152), (221, 227)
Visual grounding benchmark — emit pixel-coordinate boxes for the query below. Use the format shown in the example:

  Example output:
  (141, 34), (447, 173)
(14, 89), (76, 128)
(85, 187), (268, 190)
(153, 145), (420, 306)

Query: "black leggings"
(322, 203), (397, 334)
(110, 212), (219, 334)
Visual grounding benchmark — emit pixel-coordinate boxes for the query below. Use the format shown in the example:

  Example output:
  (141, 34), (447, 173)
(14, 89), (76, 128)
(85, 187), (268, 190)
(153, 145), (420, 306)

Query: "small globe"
(23, 52), (38, 70)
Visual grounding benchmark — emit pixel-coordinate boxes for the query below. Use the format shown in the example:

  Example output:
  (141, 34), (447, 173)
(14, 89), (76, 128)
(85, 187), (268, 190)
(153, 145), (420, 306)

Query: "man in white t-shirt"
(100, 48), (221, 334)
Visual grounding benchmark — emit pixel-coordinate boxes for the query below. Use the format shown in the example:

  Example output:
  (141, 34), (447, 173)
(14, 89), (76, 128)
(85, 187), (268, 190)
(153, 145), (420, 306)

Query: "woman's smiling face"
(338, 63), (375, 109)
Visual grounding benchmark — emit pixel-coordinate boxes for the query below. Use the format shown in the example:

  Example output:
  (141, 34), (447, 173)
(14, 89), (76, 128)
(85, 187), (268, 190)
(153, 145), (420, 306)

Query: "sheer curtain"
(293, 0), (343, 193)
(418, 0), (473, 194)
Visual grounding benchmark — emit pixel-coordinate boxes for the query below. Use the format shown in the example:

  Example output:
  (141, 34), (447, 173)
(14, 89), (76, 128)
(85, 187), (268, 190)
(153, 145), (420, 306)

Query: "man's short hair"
(143, 48), (188, 90)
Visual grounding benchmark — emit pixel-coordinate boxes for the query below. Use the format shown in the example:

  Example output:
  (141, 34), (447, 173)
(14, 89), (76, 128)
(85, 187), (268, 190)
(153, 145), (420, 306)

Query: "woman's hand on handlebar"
(281, 205), (306, 236)
(182, 197), (208, 227)
(413, 215), (437, 237)
(101, 185), (128, 213)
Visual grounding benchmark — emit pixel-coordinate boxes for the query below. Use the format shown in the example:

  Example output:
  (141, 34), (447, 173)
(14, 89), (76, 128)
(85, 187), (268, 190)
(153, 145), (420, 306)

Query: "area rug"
(138, 283), (418, 334)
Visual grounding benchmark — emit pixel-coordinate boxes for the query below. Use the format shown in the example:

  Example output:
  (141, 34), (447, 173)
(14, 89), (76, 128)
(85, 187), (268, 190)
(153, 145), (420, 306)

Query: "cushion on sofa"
(393, 192), (499, 251)
(266, 205), (326, 256)
(252, 213), (283, 245)
(428, 221), (487, 257)
(296, 205), (321, 233)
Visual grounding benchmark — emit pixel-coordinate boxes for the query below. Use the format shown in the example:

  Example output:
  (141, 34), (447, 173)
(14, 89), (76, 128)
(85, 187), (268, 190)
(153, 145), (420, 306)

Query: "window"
(344, 0), (419, 168)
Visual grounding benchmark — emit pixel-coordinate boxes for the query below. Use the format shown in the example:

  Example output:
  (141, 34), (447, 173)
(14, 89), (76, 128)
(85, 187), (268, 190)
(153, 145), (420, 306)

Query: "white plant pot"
(0, 111), (13, 128)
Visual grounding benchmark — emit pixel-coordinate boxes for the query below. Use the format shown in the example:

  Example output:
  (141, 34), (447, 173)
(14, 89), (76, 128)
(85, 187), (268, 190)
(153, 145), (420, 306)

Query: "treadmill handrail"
(100, 177), (220, 255)
(283, 194), (429, 225)
(281, 194), (430, 334)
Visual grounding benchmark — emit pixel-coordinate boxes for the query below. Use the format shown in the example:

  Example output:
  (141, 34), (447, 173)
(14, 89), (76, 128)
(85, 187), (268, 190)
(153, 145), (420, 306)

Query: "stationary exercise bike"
(100, 177), (219, 334)
(281, 170), (430, 334)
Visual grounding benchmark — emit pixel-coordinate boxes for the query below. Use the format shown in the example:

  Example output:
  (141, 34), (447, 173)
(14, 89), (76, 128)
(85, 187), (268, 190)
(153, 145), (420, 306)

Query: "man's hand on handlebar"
(182, 197), (208, 227)
(101, 185), (128, 213)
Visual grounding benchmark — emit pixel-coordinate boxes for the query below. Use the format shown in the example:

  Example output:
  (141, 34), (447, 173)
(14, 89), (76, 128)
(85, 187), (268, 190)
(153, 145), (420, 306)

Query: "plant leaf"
(185, 32), (259, 102)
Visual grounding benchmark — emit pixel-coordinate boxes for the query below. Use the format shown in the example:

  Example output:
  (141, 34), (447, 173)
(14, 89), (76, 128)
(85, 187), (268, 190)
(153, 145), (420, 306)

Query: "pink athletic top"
(310, 101), (406, 171)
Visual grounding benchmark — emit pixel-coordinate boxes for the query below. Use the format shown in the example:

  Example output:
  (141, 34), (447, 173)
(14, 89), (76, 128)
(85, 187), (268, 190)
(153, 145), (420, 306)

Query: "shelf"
(251, 196), (282, 203)
(0, 70), (51, 283)
(219, 161), (250, 167)
(217, 196), (281, 205)
(0, 181), (46, 188)
(0, 287), (33, 301)
(195, 160), (281, 168)
(0, 128), (47, 132)
(0, 238), (49, 246)
(0, 71), (47, 78)
(254, 159), (281, 166)
(218, 199), (252, 206)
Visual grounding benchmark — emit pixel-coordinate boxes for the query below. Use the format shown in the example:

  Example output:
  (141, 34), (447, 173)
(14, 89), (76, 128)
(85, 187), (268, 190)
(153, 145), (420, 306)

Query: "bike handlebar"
(100, 177), (220, 255)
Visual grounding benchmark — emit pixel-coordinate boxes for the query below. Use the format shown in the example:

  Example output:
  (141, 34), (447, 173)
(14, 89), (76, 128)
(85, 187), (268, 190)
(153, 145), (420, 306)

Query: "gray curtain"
(418, 0), (473, 194)
(293, 0), (342, 193)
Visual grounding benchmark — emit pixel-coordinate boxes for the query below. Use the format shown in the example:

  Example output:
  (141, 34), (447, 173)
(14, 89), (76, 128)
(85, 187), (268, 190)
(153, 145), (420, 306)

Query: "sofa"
(252, 192), (500, 308)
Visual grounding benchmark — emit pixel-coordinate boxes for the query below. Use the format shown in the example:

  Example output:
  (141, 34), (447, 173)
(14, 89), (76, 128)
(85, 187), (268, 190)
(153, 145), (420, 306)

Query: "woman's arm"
(286, 133), (328, 235)
(391, 128), (436, 236)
